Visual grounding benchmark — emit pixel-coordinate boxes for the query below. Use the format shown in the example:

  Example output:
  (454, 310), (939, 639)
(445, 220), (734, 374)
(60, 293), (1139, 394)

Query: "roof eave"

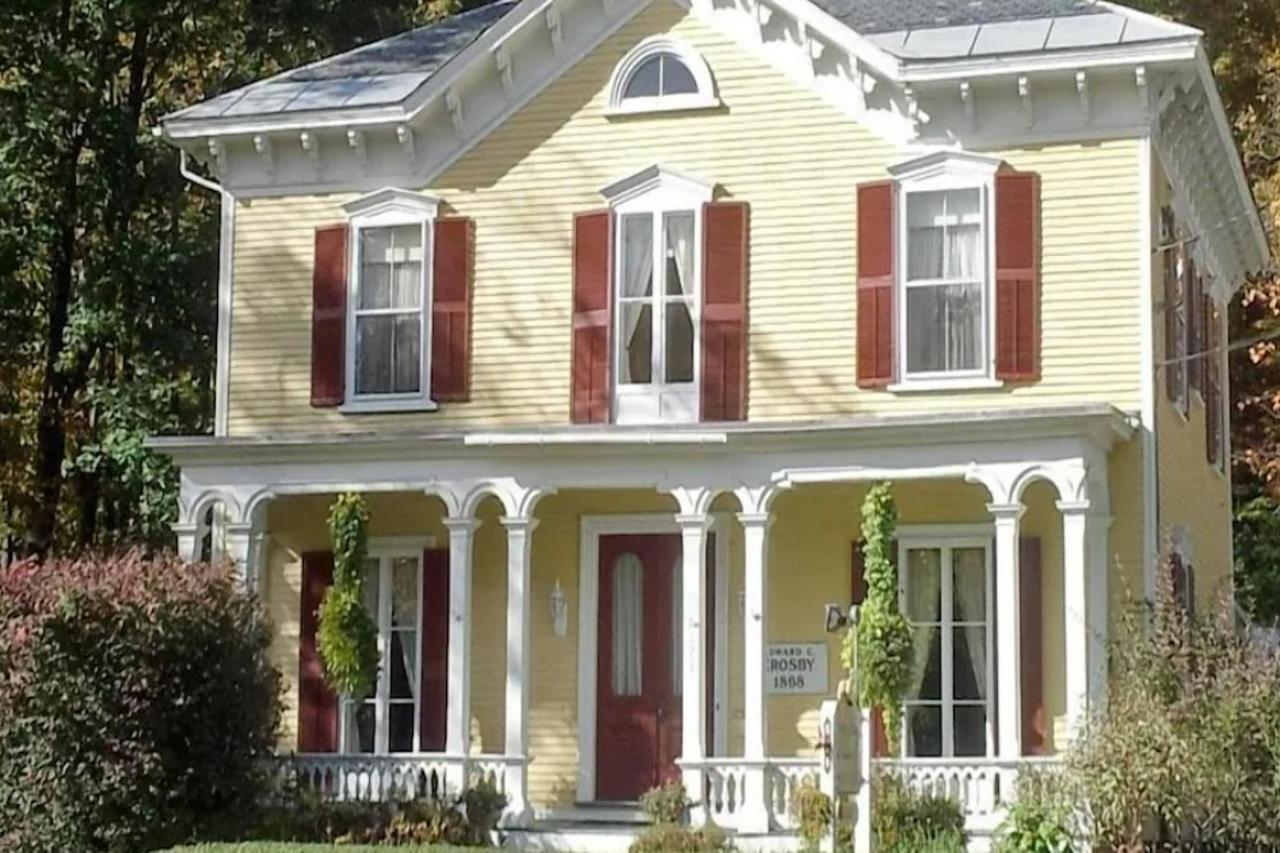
(896, 35), (1201, 83)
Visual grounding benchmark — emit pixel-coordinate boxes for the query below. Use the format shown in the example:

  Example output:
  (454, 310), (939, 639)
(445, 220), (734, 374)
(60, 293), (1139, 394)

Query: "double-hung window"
(903, 189), (988, 378)
(889, 154), (999, 389)
(341, 549), (423, 755)
(899, 536), (994, 758)
(341, 189), (439, 412)
(604, 167), (713, 424)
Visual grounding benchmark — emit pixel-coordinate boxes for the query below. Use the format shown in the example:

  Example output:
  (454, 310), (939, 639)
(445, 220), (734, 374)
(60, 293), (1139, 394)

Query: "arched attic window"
(607, 38), (719, 116)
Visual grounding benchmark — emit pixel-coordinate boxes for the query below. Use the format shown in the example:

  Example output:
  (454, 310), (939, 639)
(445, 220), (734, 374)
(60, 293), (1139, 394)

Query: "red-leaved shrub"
(0, 551), (282, 852)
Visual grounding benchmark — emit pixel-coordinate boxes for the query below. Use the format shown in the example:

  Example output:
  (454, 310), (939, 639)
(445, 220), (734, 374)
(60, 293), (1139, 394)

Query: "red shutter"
(298, 552), (338, 752)
(1019, 537), (1046, 756)
(311, 225), (349, 407)
(701, 201), (749, 422)
(1187, 263), (1203, 395)
(850, 540), (867, 606)
(996, 172), (1041, 382)
(572, 211), (613, 423)
(421, 548), (450, 751)
(1205, 301), (1222, 464)
(856, 182), (895, 388)
(1162, 208), (1181, 403)
(432, 217), (473, 402)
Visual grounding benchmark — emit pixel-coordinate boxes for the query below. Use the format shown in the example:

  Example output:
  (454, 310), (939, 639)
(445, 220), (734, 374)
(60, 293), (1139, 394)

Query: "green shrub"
(872, 773), (966, 853)
(318, 493), (379, 697)
(639, 779), (689, 825)
(996, 770), (1078, 853)
(0, 552), (282, 852)
(1068, 557), (1280, 851)
(252, 781), (506, 847)
(629, 824), (733, 852)
(791, 780), (834, 851)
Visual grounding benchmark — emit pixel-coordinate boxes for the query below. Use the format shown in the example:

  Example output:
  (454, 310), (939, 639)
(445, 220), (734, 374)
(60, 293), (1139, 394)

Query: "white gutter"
(179, 148), (224, 195)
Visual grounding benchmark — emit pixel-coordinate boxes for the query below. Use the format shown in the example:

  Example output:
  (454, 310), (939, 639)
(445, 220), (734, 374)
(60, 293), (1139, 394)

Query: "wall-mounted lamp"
(824, 602), (860, 634)
(550, 579), (568, 638)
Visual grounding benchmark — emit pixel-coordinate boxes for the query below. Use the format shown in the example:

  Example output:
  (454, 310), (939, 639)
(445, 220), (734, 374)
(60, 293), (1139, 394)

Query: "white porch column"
(1058, 501), (1111, 739)
(738, 510), (773, 834)
(990, 502), (1024, 761)
(675, 512), (711, 820)
(174, 522), (199, 562)
(501, 515), (537, 824)
(444, 516), (479, 794)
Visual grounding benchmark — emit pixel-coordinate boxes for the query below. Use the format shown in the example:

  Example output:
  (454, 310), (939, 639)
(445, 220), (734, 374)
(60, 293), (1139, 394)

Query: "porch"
(162, 406), (1132, 844)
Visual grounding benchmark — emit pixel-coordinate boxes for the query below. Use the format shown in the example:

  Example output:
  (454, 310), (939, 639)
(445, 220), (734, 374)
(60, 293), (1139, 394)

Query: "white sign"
(766, 643), (828, 694)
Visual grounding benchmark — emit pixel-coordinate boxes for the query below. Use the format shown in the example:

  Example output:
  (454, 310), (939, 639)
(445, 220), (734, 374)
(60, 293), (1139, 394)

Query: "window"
(607, 38), (718, 115)
(1162, 206), (1188, 414)
(341, 551), (422, 754)
(603, 166), (713, 424)
(904, 189), (986, 377)
(900, 538), (993, 758)
(889, 152), (998, 388)
(341, 188), (440, 412)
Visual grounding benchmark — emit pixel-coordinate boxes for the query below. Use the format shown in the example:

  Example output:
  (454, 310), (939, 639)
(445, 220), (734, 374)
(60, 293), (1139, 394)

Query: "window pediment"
(342, 187), (441, 223)
(600, 164), (715, 209)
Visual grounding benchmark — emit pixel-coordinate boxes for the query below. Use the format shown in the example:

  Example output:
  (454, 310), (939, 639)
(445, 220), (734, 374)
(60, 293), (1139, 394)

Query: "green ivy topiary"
(842, 481), (913, 751)
(317, 493), (379, 698)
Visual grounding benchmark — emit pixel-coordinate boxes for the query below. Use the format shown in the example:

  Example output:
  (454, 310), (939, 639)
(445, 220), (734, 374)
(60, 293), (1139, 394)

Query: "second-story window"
(604, 166), (713, 424)
(903, 188), (987, 378)
(355, 224), (426, 396)
(340, 189), (440, 412)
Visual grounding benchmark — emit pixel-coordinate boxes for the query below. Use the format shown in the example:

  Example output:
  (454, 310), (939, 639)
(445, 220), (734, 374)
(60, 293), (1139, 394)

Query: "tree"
(0, 0), (440, 557)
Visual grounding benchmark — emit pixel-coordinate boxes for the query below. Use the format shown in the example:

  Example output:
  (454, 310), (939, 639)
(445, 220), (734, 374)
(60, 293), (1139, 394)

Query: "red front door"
(596, 534), (683, 802)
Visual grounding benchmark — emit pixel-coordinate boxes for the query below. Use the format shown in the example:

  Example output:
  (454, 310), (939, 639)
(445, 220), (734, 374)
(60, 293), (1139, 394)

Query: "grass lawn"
(168, 845), (476, 852)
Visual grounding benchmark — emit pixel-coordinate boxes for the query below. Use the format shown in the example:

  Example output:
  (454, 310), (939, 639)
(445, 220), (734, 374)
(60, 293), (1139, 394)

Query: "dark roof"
(809, 0), (1103, 34)
(287, 0), (519, 82)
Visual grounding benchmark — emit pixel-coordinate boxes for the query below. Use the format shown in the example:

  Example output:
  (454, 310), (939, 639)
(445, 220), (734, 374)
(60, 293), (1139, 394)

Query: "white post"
(990, 502), (1024, 765)
(738, 510), (773, 833)
(676, 513), (710, 822)
(1058, 501), (1090, 741)
(174, 522), (199, 562)
(224, 522), (252, 588)
(444, 517), (478, 794)
(501, 516), (537, 824)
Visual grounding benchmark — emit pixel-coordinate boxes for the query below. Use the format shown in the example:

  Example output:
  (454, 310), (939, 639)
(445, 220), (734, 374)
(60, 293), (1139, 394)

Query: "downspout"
(177, 144), (233, 437)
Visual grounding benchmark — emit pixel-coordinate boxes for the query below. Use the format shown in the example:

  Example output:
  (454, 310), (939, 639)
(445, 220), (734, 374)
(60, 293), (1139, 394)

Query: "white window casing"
(340, 188), (441, 413)
(887, 152), (1002, 393)
(606, 37), (720, 117)
(601, 166), (715, 425)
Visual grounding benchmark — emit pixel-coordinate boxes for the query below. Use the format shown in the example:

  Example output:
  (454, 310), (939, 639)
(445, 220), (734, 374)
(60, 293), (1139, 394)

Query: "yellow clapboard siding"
(228, 2), (1142, 435)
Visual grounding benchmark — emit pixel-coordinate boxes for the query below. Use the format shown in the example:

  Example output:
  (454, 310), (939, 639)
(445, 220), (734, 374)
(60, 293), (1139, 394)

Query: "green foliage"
(872, 774), (967, 853)
(791, 780), (834, 851)
(252, 782), (506, 846)
(995, 771), (1079, 853)
(639, 780), (690, 825)
(1067, 558), (1280, 851)
(0, 552), (282, 852)
(318, 493), (379, 697)
(1233, 494), (1280, 624)
(846, 482), (913, 747)
(629, 824), (733, 853)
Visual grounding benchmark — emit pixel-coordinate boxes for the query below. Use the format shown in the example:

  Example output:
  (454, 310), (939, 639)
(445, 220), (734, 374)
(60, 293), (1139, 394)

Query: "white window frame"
(601, 165), (714, 425)
(897, 527), (996, 760)
(340, 188), (441, 414)
(887, 152), (1002, 393)
(605, 37), (720, 117)
(339, 537), (431, 756)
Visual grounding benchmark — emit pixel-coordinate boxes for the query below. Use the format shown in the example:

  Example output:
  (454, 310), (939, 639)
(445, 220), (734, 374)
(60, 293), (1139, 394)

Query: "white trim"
(214, 192), (234, 437)
(576, 513), (682, 803)
(711, 513), (730, 758)
(342, 187), (442, 219)
(887, 378), (1003, 394)
(1138, 133), (1159, 603)
(605, 36), (720, 117)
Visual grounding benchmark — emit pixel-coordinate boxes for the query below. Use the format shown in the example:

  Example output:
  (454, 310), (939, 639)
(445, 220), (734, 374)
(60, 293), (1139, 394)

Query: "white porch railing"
(873, 756), (1063, 834)
(279, 753), (520, 803)
(694, 757), (822, 832)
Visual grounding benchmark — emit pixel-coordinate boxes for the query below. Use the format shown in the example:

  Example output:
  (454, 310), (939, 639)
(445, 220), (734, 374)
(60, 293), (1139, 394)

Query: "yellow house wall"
(1150, 158), (1233, 608)
(227, 0), (1143, 437)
